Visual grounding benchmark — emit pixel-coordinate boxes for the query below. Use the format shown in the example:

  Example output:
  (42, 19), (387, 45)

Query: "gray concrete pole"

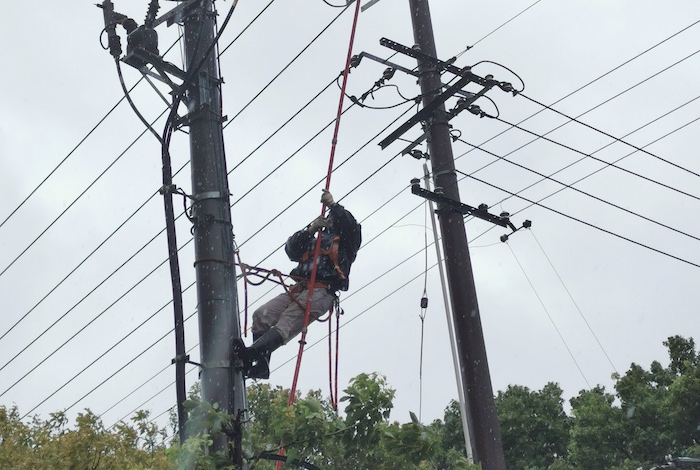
(183, 0), (245, 459)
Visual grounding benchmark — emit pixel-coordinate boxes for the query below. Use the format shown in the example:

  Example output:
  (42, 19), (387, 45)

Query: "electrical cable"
(0, 36), (182, 232)
(517, 92), (700, 179)
(529, 229), (619, 375)
(115, 59), (163, 143)
(488, 114), (700, 202)
(505, 241), (591, 389)
(101, 344), (198, 420)
(452, 21), (700, 172)
(20, 307), (197, 421)
(227, 77), (337, 175)
(454, 137), (700, 243)
(321, 0), (346, 7)
(0, 162), (185, 345)
(12, 3), (700, 424)
(223, 4), (350, 126)
(0, 235), (195, 399)
(467, 0), (545, 51)
(0, 106), (168, 282)
(450, 93), (700, 234)
(0, 7), (353, 348)
(10, 100), (414, 417)
(18, 305), (197, 421)
(218, 0), (277, 56)
(455, 169), (700, 269)
(471, 59), (525, 93)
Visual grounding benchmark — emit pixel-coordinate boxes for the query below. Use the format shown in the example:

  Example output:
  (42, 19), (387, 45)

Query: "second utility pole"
(407, 0), (506, 468)
(183, 0), (245, 459)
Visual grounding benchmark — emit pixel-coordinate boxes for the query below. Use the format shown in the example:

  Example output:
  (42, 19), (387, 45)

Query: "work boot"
(246, 329), (284, 380)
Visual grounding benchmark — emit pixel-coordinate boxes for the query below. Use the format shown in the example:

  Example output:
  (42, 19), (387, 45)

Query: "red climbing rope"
(287, 0), (362, 407)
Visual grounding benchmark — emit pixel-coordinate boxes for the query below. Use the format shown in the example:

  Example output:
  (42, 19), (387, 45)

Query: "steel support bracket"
(410, 179), (516, 230)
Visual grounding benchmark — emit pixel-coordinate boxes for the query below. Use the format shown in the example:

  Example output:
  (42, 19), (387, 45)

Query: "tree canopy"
(1, 336), (699, 469)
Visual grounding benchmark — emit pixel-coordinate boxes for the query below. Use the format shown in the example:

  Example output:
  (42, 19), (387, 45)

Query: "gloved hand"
(321, 189), (335, 206)
(308, 216), (328, 232)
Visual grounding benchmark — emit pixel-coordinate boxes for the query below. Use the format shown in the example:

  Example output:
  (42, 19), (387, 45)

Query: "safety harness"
(299, 234), (347, 281)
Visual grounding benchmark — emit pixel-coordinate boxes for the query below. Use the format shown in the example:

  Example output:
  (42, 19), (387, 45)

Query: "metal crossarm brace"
(379, 71), (475, 149)
(411, 179), (516, 230)
(380, 37), (462, 75)
(355, 51), (420, 77)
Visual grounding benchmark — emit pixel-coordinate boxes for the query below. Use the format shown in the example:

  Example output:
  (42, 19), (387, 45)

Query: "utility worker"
(237, 189), (362, 379)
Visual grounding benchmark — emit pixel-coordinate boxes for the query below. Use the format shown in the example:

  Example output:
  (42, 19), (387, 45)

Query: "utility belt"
(290, 278), (333, 295)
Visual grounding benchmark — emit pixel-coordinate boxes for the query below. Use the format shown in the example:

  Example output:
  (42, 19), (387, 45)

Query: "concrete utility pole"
(183, 0), (245, 458)
(407, 0), (506, 467)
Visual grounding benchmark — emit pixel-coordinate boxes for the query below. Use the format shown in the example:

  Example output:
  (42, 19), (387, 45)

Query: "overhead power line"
(7, 100), (415, 412)
(505, 242), (591, 389)
(518, 93), (700, 179)
(489, 114), (700, 202)
(453, 22), (700, 170)
(0, 7), (355, 351)
(0, 106), (167, 280)
(455, 137), (700, 243)
(0, 36), (183, 232)
(10, 4), (700, 422)
(528, 229), (619, 375)
(456, 169), (700, 269)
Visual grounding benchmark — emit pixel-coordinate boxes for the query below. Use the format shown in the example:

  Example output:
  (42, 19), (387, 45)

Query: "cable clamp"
(159, 184), (177, 195)
(433, 169), (455, 178)
(172, 354), (190, 364)
(192, 191), (223, 201)
(201, 360), (231, 369)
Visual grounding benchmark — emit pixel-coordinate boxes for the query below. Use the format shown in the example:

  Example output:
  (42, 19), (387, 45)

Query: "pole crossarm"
(380, 37), (462, 75)
(410, 179), (517, 231)
(375, 37), (500, 150)
(379, 72), (490, 149)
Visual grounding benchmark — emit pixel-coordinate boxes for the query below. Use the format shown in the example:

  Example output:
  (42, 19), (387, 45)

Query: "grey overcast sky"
(1, 0), (700, 433)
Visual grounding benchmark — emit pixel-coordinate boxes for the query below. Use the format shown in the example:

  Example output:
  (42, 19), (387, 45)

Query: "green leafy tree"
(495, 382), (570, 470)
(0, 406), (169, 469)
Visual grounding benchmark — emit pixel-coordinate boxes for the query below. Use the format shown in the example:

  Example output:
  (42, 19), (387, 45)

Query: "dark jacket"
(285, 203), (361, 292)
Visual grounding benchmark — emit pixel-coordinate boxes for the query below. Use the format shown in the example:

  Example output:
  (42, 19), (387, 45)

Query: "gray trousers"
(252, 288), (335, 344)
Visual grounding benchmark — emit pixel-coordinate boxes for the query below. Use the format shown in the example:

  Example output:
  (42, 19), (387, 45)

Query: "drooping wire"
(504, 241), (591, 389)
(529, 229), (619, 375)
(115, 59), (163, 142)
(418, 194), (429, 422)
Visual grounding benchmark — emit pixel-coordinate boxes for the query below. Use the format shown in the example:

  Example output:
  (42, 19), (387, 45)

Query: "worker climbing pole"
(288, 0), (363, 404)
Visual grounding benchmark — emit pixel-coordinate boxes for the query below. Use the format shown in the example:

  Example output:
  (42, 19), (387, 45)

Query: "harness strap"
(300, 234), (347, 280)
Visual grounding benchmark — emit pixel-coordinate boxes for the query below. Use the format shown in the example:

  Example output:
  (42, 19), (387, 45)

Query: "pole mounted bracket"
(410, 178), (519, 232)
(375, 38), (497, 150)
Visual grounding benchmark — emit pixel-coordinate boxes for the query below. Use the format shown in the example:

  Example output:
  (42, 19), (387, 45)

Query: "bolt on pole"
(407, 0), (506, 468)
